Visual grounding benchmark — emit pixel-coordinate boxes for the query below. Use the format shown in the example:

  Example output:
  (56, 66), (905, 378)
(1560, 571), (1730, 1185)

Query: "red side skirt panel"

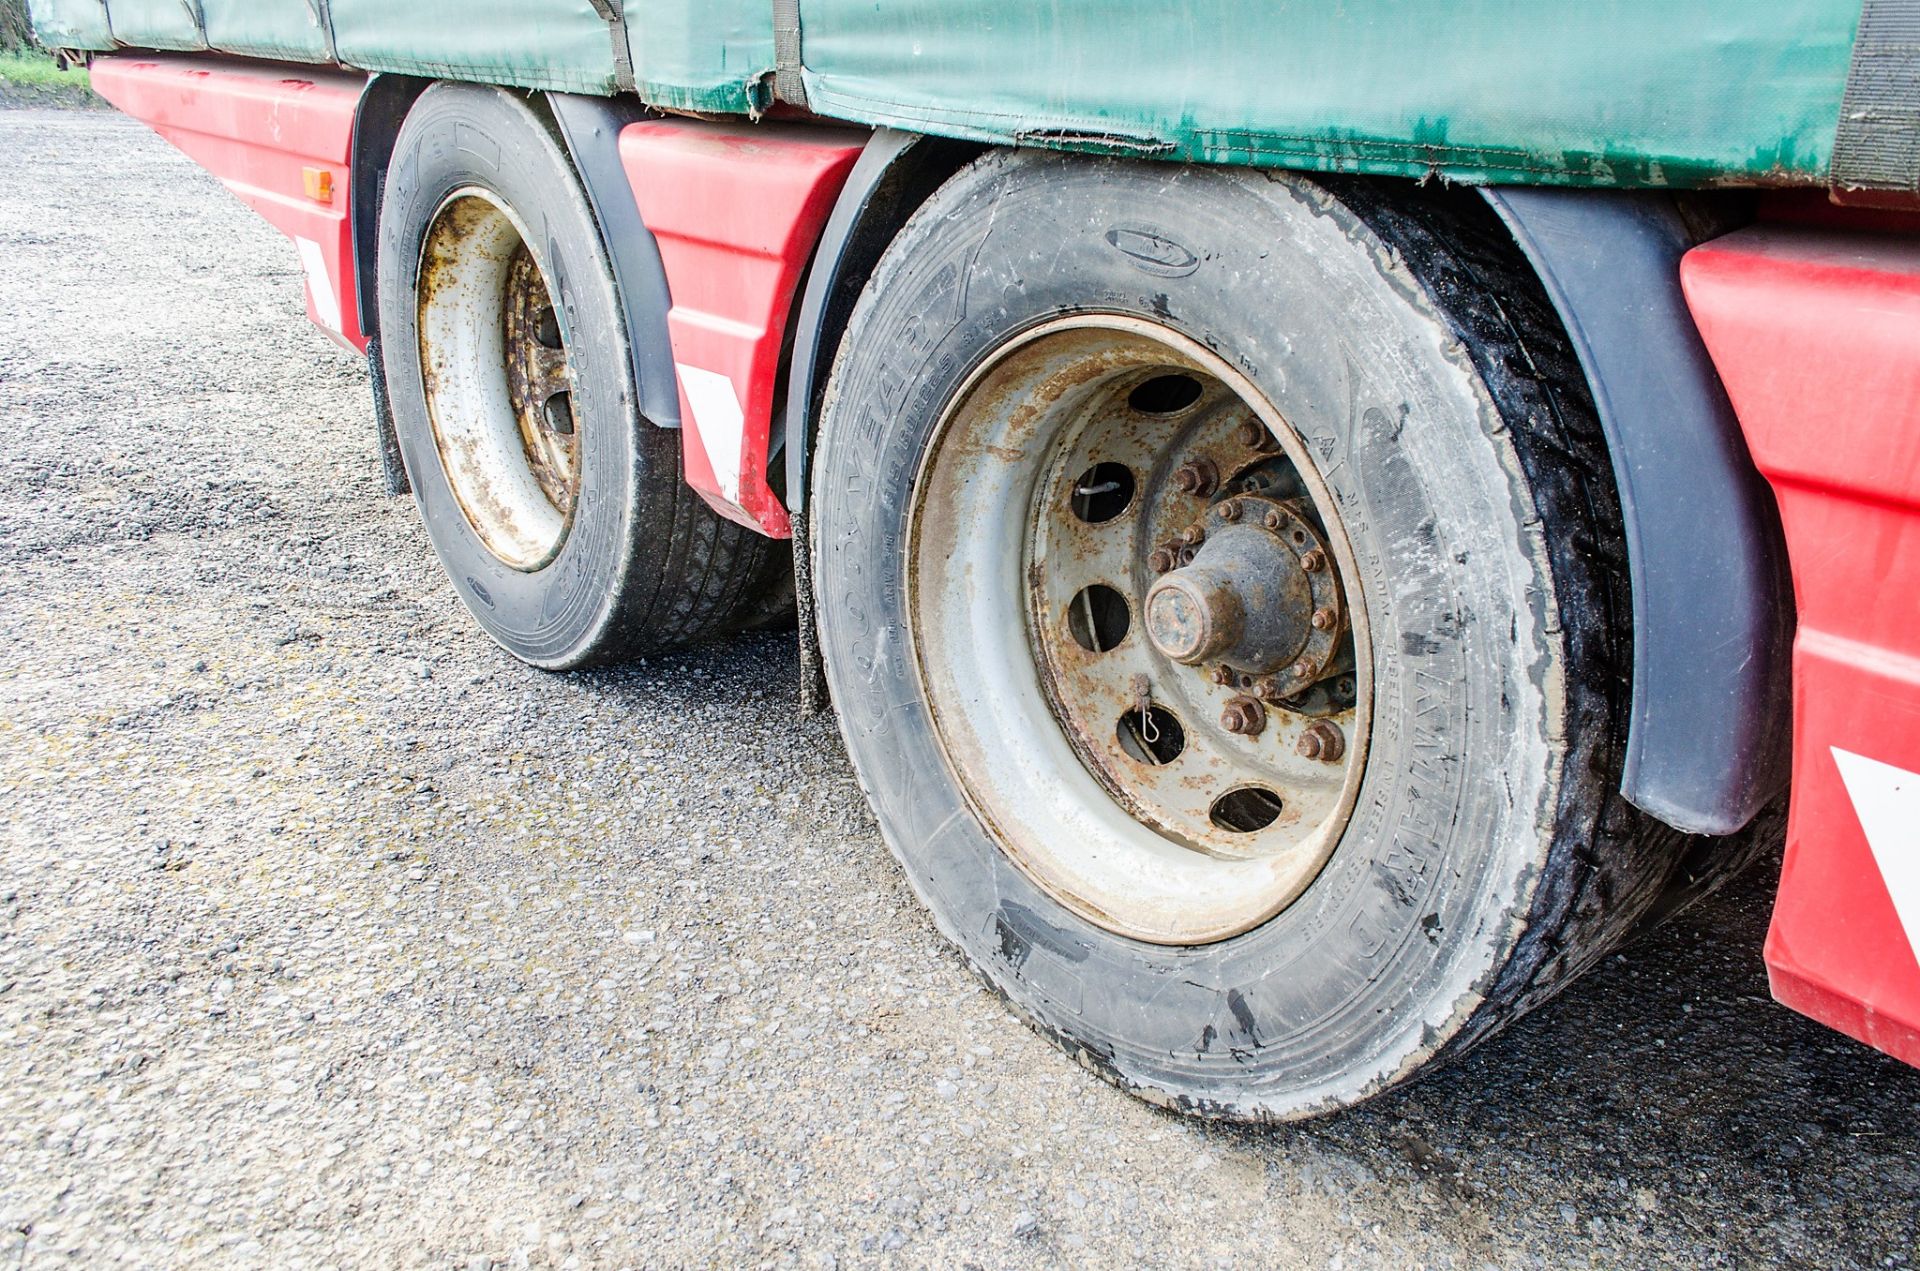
(1684, 226), (1920, 1068)
(619, 120), (863, 538)
(90, 55), (368, 352)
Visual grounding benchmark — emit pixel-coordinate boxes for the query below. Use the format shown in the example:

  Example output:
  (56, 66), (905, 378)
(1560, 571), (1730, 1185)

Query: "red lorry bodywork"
(619, 121), (863, 538)
(90, 57), (367, 352)
(1685, 227), (1920, 1067)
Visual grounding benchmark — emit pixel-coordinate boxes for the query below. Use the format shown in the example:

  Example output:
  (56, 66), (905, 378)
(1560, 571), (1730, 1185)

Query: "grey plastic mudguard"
(548, 91), (680, 429)
(1481, 188), (1793, 836)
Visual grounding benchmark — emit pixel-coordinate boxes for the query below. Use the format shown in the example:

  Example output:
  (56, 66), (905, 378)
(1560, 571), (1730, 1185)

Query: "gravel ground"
(2, 108), (1918, 1271)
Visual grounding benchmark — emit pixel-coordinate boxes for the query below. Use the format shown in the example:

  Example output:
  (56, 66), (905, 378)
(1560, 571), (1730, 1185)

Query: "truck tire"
(376, 84), (777, 668)
(811, 152), (1701, 1120)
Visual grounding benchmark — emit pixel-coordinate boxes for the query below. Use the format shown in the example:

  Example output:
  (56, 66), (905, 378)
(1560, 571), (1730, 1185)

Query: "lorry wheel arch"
(776, 128), (982, 706)
(781, 143), (1798, 838)
(350, 73), (432, 496)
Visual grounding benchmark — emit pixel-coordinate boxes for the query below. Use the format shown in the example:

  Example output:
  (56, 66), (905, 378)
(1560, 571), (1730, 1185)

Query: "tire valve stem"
(1129, 673), (1160, 743)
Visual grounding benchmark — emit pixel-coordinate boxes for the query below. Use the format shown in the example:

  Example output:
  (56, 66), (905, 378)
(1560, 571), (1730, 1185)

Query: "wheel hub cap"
(1143, 495), (1339, 680)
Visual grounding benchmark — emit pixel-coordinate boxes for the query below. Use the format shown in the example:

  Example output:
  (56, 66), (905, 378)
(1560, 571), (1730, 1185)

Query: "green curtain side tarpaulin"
(628, 0), (775, 115)
(328, 0), (619, 94)
(102, 0), (206, 52)
(27, 0), (618, 90)
(26, 0), (113, 48)
(33, 0), (1867, 187)
(795, 0), (1861, 186)
(201, 0), (334, 65)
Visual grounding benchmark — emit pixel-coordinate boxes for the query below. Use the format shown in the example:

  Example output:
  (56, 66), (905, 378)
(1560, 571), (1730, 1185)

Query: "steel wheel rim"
(416, 187), (580, 571)
(907, 317), (1372, 944)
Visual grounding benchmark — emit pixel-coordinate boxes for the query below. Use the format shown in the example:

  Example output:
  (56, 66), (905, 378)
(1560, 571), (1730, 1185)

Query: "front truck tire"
(812, 152), (1701, 1120)
(377, 84), (780, 669)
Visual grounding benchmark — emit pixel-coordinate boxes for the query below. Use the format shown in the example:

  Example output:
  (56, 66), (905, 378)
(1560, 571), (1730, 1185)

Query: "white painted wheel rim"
(416, 188), (578, 571)
(908, 318), (1372, 945)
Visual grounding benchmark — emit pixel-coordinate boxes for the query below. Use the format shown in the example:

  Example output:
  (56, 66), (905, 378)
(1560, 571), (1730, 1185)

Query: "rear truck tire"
(376, 83), (780, 669)
(811, 152), (1703, 1120)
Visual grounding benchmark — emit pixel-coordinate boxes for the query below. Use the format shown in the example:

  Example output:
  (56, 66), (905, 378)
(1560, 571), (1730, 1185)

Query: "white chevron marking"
(293, 236), (341, 334)
(1833, 747), (1920, 969)
(675, 363), (744, 504)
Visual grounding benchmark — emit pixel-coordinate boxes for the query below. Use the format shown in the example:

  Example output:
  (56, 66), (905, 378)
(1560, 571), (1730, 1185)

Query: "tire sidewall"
(814, 153), (1566, 1118)
(378, 85), (637, 668)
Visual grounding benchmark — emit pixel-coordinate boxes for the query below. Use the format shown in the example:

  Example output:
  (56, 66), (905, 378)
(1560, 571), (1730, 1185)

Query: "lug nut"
(1177, 525), (1206, 548)
(1311, 607), (1336, 631)
(1217, 499), (1241, 523)
(1300, 549), (1326, 572)
(1236, 419), (1279, 452)
(1221, 695), (1267, 736)
(1263, 509), (1284, 531)
(1298, 720), (1346, 762)
(1148, 544), (1178, 574)
(1209, 665), (1236, 686)
(1172, 459), (1221, 498)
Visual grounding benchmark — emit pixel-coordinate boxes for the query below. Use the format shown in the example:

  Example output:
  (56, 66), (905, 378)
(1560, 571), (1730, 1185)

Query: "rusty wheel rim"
(416, 188), (580, 570)
(908, 318), (1371, 944)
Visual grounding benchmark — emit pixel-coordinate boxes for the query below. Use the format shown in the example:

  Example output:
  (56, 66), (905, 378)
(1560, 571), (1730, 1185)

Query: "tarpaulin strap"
(773, 0), (808, 108)
(1832, 0), (1920, 203)
(303, 0), (337, 61)
(585, 0), (637, 95)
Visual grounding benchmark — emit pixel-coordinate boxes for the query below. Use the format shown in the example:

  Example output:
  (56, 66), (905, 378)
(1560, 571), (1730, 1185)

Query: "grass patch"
(0, 48), (83, 86)
(0, 49), (100, 106)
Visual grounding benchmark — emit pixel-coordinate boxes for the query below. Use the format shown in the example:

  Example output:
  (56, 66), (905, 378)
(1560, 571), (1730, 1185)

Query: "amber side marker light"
(303, 167), (334, 204)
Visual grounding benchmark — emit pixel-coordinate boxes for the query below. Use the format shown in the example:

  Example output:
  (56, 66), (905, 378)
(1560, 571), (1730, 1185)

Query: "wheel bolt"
(1221, 695), (1267, 736)
(1263, 510), (1284, 531)
(1301, 549), (1326, 572)
(1209, 665), (1236, 686)
(1298, 720), (1345, 762)
(1178, 525), (1206, 548)
(1236, 420), (1279, 452)
(1217, 499), (1241, 523)
(1172, 459), (1220, 498)
(1311, 607), (1336, 631)
(1148, 545), (1178, 574)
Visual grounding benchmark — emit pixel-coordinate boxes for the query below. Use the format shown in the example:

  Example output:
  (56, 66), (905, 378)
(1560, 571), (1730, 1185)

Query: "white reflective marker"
(675, 363), (744, 504)
(1833, 747), (1920, 968)
(294, 236), (342, 334)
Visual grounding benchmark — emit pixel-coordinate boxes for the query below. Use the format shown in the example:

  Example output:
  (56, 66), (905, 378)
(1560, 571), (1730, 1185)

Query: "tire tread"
(1331, 185), (1734, 1060)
